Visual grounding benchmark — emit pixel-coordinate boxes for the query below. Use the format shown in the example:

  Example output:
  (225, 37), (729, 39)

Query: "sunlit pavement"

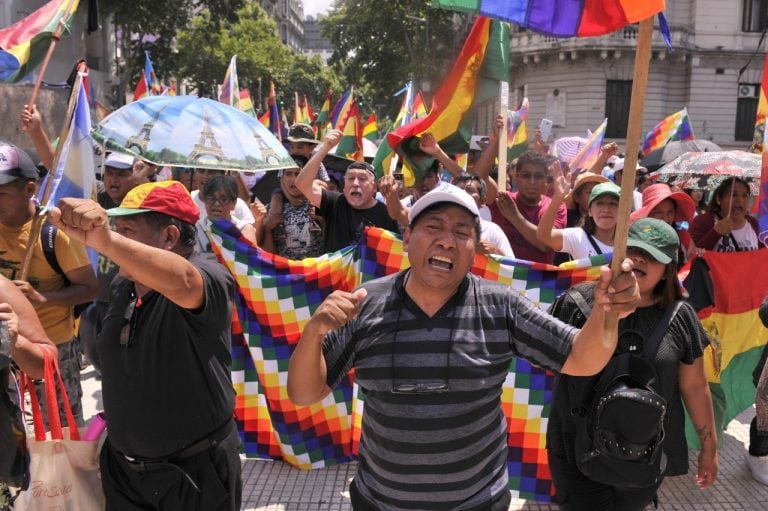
(79, 366), (768, 510)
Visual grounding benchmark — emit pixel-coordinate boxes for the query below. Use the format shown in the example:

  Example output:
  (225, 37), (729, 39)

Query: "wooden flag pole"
(497, 81), (510, 191)
(27, 0), (78, 108)
(19, 72), (83, 281)
(602, 16), (654, 347)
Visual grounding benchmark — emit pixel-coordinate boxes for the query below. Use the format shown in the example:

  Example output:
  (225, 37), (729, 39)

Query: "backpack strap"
(582, 227), (603, 255)
(40, 223), (71, 286)
(642, 300), (684, 359)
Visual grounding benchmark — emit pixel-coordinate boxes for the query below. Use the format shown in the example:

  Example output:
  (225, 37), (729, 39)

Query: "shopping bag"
(13, 345), (105, 511)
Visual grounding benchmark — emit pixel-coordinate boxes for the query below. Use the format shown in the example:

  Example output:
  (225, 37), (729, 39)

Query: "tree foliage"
(322, 0), (468, 119)
(101, 0), (245, 104)
(173, 3), (342, 113)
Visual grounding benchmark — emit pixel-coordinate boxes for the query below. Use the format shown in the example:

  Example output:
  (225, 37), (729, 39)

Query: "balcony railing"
(509, 25), (692, 54)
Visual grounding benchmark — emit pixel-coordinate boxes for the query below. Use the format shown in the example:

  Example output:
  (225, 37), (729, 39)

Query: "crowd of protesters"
(0, 103), (767, 510)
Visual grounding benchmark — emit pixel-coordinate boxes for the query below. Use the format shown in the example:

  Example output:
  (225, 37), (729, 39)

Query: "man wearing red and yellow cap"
(51, 181), (241, 511)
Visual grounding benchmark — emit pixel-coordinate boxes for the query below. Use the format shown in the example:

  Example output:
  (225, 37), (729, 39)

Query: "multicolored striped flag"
(314, 89), (333, 137)
(507, 97), (529, 159)
(293, 92), (312, 124)
(372, 82), (429, 179)
(568, 118), (607, 172)
(259, 81), (281, 140)
(238, 88), (257, 118)
(753, 51), (768, 154)
(335, 103), (363, 161)
(431, 0), (666, 37)
(387, 17), (509, 186)
(218, 56), (240, 109)
(37, 73), (94, 211)
(329, 87), (355, 130)
(642, 108), (694, 156)
(132, 69), (148, 102)
(0, 0), (80, 83)
(209, 222), (607, 502)
(362, 114), (379, 141)
(681, 251), (768, 446)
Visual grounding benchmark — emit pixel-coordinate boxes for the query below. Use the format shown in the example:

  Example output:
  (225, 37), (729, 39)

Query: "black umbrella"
(640, 139), (722, 171)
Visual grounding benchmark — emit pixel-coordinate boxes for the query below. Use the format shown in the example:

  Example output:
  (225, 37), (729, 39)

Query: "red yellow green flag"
(682, 251), (768, 446)
(387, 17), (509, 185)
(336, 103), (364, 161)
(362, 114), (378, 141)
(0, 0), (80, 83)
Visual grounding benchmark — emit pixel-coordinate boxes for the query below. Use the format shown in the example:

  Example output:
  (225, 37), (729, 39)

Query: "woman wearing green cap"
(537, 175), (621, 261)
(546, 218), (718, 510)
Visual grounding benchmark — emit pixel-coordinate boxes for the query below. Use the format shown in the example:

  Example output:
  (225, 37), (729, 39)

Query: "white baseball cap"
(104, 152), (135, 170)
(408, 182), (479, 223)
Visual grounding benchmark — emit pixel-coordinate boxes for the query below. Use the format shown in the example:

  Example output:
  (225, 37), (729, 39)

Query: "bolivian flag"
(387, 17), (509, 185)
(0, 0), (81, 83)
(683, 250), (768, 446)
(363, 114), (379, 142)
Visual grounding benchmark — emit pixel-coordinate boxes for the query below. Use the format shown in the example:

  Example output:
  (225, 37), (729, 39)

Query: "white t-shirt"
(713, 222), (759, 252)
(479, 205), (492, 221)
(481, 220), (514, 258)
(561, 227), (612, 259)
(191, 190), (255, 252)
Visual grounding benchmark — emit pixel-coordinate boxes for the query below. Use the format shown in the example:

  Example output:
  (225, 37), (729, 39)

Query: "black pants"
(100, 420), (242, 511)
(548, 453), (660, 511)
(349, 479), (511, 511)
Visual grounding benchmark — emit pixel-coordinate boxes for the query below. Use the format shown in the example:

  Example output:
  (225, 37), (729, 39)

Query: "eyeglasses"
(204, 196), (234, 206)
(390, 272), (455, 395)
(517, 171), (547, 181)
(391, 382), (449, 394)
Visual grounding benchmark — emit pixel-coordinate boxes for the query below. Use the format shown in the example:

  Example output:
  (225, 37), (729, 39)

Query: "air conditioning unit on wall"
(738, 84), (758, 98)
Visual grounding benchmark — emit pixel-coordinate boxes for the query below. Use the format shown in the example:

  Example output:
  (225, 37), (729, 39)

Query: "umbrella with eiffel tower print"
(92, 96), (295, 172)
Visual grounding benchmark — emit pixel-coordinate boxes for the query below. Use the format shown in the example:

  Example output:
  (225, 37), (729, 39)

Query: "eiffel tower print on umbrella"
(92, 96), (294, 172)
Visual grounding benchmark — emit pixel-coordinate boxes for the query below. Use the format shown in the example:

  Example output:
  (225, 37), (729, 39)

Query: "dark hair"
(582, 215), (597, 235)
(409, 202), (481, 242)
(653, 262), (684, 308)
(684, 188), (708, 212)
(143, 211), (197, 250)
(202, 174), (238, 203)
(515, 150), (549, 174)
(452, 173), (487, 200)
(707, 177), (750, 217)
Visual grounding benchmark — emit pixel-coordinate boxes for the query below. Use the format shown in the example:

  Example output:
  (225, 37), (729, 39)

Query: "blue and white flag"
(38, 76), (94, 212)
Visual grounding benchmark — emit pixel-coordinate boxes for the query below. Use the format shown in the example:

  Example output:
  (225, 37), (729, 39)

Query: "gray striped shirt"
(322, 271), (577, 510)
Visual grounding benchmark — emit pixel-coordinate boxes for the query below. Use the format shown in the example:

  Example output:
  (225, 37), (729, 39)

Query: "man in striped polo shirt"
(288, 183), (640, 511)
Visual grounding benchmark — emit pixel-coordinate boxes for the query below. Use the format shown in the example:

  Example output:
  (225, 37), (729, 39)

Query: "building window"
(743, 0), (768, 32)
(736, 83), (760, 141)
(605, 80), (632, 138)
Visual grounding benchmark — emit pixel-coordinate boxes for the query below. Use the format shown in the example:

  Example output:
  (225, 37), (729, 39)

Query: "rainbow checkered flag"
(642, 108), (694, 156)
(209, 223), (606, 502)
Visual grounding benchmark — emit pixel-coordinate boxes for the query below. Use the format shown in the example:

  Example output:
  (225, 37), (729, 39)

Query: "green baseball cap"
(627, 218), (680, 264)
(588, 181), (621, 206)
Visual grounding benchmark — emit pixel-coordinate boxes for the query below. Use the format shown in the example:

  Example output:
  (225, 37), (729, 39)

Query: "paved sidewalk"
(80, 366), (768, 510)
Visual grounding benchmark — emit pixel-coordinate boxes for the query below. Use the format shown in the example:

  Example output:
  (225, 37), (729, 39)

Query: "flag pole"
(27, 0), (78, 109)
(20, 72), (83, 281)
(602, 16), (654, 347)
(497, 82), (509, 191)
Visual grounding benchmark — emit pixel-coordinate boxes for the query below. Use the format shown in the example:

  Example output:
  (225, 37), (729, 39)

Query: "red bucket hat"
(630, 183), (695, 223)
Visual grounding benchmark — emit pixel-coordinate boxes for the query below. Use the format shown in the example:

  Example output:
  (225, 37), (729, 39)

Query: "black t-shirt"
(98, 253), (236, 458)
(547, 283), (708, 476)
(318, 189), (398, 252)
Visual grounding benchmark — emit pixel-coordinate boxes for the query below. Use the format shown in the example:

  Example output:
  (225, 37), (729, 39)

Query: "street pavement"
(80, 365), (768, 510)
